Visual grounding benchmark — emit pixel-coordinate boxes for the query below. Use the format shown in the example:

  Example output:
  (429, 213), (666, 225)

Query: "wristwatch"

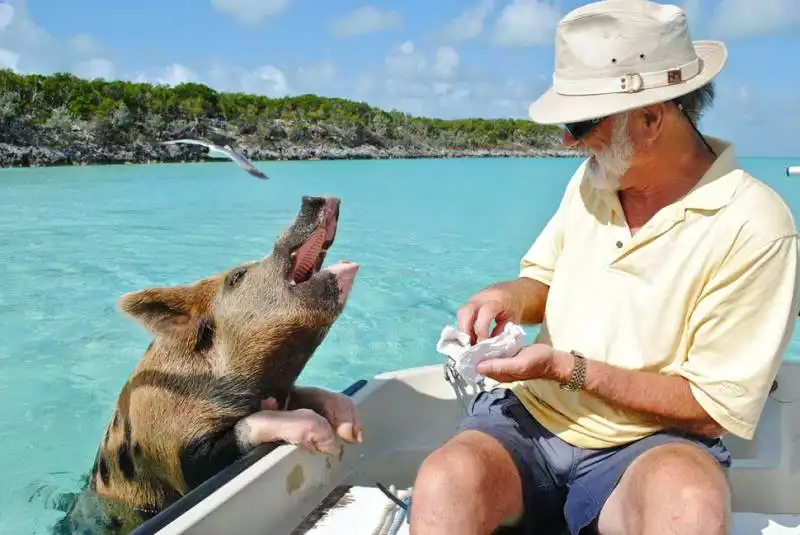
(559, 350), (587, 392)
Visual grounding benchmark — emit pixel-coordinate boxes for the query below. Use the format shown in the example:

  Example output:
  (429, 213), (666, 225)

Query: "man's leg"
(409, 429), (524, 534)
(409, 388), (567, 535)
(561, 432), (732, 535)
(594, 442), (730, 535)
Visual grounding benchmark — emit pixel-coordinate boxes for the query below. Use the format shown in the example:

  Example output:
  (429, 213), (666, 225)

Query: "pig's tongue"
(292, 227), (325, 282)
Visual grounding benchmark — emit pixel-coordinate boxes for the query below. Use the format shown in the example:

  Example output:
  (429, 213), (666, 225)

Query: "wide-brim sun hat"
(528, 0), (728, 126)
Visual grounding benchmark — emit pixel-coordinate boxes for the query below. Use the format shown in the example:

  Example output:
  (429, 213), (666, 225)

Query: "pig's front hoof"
(315, 391), (363, 444)
(278, 408), (339, 455)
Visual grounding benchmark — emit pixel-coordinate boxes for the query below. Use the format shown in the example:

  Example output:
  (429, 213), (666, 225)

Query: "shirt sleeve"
(679, 233), (800, 439)
(518, 167), (583, 286)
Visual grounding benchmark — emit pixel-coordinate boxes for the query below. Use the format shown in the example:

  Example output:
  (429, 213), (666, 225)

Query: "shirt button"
(616, 240), (623, 248)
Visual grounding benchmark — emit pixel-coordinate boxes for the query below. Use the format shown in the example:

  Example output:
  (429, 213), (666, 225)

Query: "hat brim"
(527, 40), (728, 125)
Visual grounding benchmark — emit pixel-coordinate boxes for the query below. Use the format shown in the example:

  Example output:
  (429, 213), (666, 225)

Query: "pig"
(52, 195), (361, 535)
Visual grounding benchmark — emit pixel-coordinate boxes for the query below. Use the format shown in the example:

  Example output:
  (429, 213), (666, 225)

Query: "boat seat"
(294, 485), (800, 534)
(731, 513), (800, 534)
(491, 513), (800, 534)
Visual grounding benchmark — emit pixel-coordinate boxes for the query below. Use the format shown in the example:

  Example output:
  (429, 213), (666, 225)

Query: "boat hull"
(131, 361), (800, 535)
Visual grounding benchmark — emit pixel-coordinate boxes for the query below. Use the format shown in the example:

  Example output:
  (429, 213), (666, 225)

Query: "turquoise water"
(1, 156), (799, 534)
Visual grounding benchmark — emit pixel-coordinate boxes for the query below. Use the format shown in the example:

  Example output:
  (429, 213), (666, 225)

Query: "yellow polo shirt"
(510, 137), (800, 449)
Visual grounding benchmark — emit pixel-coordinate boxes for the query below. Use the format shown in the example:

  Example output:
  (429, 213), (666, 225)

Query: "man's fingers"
(474, 303), (501, 342)
(476, 357), (519, 382)
(456, 302), (478, 339)
(475, 357), (500, 375)
(490, 317), (508, 338)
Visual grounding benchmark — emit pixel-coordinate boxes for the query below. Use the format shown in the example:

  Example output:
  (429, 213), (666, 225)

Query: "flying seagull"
(161, 139), (269, 179)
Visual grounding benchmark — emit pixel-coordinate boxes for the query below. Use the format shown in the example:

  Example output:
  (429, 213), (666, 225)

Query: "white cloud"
(68, 34), (104, 57)
(0, 1), (14, 30)
(328, 6), (402, 37)
(0, 0), (54, 73)
(240, 65), (291, 96)
(707, 0), (800, 40)
(432, 46), (460, 79)
(385, 40), (427, 78)
(210, 0), (289, 25)
(132, 63), (198, 86)
(370, 39), (545, 118)
(491, 0), (561, 47)
(443, 0), (495, 42)
(295, 61), (337, 90)
(0, 0), (118, 78)
(206, 60), (292, 97)
(74, 58), (115, 81)
(0, 48), (19, 71)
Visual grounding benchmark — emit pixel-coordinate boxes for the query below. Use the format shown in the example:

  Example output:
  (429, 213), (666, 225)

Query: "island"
(0, 69), (576, 168)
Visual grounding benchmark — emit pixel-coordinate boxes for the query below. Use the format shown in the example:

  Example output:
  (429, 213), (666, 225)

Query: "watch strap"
(559, 350), (587, 391)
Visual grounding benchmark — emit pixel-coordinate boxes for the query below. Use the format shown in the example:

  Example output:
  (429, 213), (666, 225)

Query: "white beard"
(582, 112), (635, 192)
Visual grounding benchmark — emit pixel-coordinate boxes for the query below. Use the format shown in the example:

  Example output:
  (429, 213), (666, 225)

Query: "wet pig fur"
(53, 195), (361, 534)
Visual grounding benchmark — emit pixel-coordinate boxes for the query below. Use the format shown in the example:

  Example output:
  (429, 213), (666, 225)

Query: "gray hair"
(672, 81), (716, 124)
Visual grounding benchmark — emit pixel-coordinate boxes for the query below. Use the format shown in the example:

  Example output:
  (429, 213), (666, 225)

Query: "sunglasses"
(563, 116), (607, 140)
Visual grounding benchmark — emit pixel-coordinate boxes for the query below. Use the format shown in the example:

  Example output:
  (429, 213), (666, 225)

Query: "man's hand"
(457, 278), (550, 344)
(457, 291), (519, 344)
(475, 343), (557, 383)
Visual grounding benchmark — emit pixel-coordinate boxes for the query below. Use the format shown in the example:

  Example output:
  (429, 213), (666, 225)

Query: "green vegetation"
(0, 69), (571, 167)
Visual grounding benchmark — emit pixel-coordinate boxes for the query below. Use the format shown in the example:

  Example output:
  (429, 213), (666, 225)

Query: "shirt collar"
(677, 136), (741, 211)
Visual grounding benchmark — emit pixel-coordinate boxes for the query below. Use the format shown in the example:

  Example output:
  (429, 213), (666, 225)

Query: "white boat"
(130, 360), (800, 535)
(787, 166), (800, 177)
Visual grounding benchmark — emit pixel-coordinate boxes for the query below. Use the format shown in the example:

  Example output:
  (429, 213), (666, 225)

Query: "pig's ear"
(118, 286), (194, 335)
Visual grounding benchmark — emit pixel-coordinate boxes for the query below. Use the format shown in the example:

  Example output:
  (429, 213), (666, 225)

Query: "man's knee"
(411, 430), (524, 530)
(599, 442), (730, 535)
(639, 442), (730, 502)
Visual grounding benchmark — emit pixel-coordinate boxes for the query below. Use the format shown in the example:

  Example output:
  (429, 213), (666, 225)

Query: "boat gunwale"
(129, 378), (370, 535)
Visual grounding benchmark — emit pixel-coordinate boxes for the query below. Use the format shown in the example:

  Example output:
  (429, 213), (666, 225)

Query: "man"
(409, 1), (800, 535)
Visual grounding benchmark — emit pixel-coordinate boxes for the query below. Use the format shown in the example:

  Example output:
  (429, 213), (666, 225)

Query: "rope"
(371, 485), (412, 535)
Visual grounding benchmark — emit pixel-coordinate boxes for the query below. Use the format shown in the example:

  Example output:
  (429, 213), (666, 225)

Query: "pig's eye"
(225, 267), (247, 288)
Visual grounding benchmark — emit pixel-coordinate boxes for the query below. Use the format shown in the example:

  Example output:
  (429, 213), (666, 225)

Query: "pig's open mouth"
(289, 198), (339, 285)
(288, 198), (359, 303)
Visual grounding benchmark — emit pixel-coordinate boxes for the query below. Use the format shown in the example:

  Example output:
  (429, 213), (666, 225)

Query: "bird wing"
(162, 139), (230, 158)
(161, 138), (217, 150)
(224, 145), (269, 179)
(163, 139), (268, 179)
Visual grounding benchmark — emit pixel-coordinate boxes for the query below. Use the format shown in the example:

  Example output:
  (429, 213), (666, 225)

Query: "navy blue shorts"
(458, 388), (732, 535)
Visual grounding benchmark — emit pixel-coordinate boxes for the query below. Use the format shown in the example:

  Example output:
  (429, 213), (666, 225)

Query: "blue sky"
(0, 0), (798, 156)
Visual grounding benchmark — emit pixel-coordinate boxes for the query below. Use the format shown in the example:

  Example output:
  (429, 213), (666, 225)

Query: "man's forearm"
(549, 351), (725, 438)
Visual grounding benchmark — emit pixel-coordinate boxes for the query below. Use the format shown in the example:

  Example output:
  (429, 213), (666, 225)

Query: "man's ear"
(638, 104), (666, 140)
(118, 286), (195, 335)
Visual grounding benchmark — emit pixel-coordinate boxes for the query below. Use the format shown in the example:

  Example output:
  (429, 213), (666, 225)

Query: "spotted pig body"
(53, 196), (361, 535)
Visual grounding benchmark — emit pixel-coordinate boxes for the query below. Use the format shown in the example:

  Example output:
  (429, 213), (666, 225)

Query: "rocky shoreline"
(0, 142), (577, 168)
(0, 70), (576, 169)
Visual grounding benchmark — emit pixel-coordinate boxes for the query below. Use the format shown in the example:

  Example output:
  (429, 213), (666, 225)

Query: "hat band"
(552, 56), (702, 96)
